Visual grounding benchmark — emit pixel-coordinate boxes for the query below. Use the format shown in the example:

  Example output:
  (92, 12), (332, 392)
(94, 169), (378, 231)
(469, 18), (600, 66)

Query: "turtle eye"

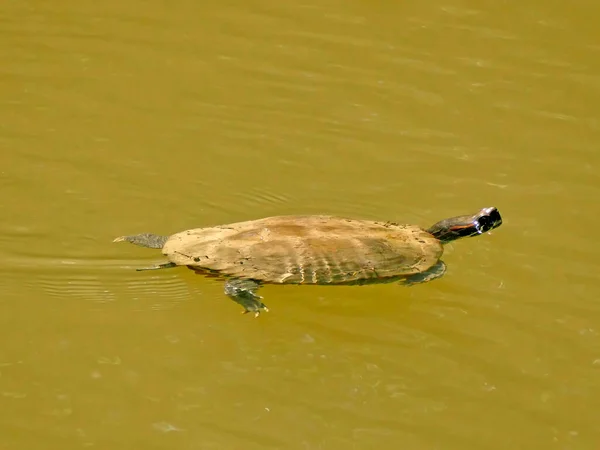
(475, 214), (498, 233)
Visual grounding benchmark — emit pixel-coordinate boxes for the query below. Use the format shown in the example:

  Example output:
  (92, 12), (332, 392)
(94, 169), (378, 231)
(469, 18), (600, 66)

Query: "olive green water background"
(2, 1), (599, 449)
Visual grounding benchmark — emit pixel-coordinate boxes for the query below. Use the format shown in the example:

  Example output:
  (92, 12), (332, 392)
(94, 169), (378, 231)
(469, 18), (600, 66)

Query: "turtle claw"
(242, 305), (269, 318)
(224, 279), (268, 317)
(236, 295), (268, 317)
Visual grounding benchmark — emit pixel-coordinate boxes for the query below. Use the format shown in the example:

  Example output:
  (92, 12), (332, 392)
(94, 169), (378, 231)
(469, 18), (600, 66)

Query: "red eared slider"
(114, 207), (502, 316)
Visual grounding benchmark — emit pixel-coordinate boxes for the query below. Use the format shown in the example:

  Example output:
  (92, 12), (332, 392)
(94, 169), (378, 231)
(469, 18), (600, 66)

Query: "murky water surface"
(2, 1), (599, 449)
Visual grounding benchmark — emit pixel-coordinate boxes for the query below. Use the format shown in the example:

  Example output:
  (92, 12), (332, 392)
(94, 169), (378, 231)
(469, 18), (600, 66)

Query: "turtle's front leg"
(400, 261), (447, 286)
(224, 278), (268, 317)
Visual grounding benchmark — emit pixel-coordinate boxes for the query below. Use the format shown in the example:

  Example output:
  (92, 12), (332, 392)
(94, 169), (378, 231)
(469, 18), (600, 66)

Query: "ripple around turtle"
(1, 254), (199, 306)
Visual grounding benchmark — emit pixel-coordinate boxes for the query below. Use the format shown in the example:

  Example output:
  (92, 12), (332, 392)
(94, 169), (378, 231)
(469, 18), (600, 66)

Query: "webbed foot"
(224, 279), (268, 317)
(400, 261), (447, 286)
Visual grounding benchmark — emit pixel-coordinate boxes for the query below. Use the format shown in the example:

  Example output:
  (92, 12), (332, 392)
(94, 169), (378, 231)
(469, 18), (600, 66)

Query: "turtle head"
(427, 207), (502, 243)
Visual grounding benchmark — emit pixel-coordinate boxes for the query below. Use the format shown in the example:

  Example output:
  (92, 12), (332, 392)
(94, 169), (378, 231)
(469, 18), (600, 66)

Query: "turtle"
(113, 206), (502, 316)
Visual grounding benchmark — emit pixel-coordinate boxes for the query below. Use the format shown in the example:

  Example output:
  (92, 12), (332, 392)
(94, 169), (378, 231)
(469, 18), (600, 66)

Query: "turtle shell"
(161, 215), (443, 285)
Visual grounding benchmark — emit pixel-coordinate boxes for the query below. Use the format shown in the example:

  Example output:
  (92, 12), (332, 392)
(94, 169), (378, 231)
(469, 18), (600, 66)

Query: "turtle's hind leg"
(224, 279), (268, 317)
(400, 261), (447, 286)
(113, 233), (168, 249)
(136, 262), (177, 271)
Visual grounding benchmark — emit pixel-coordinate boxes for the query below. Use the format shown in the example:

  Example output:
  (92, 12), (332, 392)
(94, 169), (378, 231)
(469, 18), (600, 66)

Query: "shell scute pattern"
(161, 215), (443, 285)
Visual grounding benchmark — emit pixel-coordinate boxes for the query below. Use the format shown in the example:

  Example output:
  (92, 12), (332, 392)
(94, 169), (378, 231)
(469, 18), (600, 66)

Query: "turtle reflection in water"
(114, 207), (502, 316)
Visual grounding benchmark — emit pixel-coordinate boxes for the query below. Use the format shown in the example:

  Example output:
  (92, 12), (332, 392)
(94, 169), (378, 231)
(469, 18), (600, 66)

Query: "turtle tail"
(113, 233), (168, 249)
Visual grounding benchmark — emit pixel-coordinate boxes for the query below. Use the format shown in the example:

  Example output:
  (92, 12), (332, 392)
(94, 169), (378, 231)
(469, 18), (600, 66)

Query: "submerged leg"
(136, 262), (177, 271)
(400, 261), (447, 286)
(113, 234), (169, 249)
(224, 279), (268, 317)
